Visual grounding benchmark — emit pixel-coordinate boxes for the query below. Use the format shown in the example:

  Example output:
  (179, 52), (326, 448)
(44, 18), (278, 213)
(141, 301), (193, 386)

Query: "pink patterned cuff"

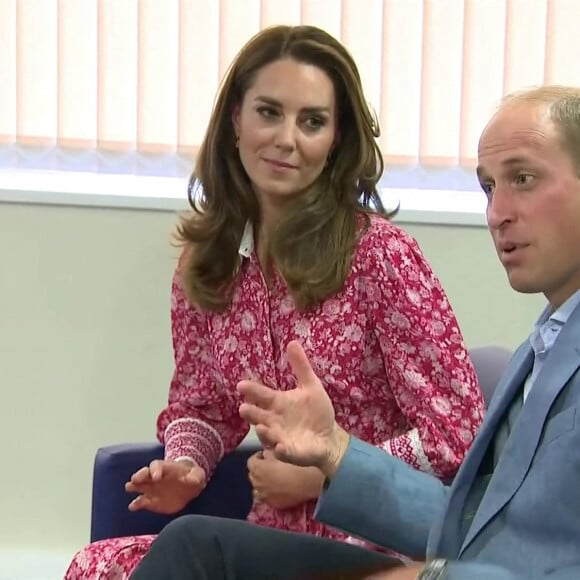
(383, 428), (433, 474)
(164, 418), (224, 477)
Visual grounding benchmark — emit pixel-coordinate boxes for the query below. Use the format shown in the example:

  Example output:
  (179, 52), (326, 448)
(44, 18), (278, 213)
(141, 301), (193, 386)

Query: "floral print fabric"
(65, 216), (484, 579)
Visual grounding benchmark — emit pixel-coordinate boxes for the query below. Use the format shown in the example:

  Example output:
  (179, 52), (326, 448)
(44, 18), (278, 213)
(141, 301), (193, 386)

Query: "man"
(131, 86), (580, 579)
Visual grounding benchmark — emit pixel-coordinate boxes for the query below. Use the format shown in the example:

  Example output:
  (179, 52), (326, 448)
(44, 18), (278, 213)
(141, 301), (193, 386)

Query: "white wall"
(0, 200), (545, 564)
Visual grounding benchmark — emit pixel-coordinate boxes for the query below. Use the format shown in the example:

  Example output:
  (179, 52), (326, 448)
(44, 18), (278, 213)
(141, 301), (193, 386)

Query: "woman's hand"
(125, 459), (206, 514)
(247, 449), (325, 510)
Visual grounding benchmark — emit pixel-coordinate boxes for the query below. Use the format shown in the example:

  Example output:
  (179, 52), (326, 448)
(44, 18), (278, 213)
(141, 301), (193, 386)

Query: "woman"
(66, 24), (483, 579)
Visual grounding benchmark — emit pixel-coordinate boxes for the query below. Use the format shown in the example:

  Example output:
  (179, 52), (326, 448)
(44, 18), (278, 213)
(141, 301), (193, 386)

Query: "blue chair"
(90, 345), (512, 541)
(468, 345), (513, 406)
(90, 439), (260, 541)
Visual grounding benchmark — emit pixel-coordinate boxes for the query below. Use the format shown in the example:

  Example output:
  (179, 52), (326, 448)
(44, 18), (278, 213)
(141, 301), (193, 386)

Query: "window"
(1, 0), (579, 223)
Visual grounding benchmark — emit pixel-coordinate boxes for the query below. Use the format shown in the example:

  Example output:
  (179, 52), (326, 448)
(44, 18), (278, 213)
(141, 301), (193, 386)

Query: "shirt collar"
(534, 288), (580, 329)
(550, 288), (580, 324)
(238, 221), (254, 258)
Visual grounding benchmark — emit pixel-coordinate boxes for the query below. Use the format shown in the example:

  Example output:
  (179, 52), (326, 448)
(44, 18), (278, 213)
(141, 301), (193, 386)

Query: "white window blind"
(1, 0), (580, 209)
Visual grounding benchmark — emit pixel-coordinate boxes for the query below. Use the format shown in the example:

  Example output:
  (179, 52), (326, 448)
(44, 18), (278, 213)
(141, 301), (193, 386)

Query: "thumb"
(184, 465), (206, 486)
(287, 341), (320, 390)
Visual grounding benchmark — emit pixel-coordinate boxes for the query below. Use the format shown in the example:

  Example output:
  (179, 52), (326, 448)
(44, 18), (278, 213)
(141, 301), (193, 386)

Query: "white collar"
(238, 221), (254, 258)
(534, 288), (580, 329)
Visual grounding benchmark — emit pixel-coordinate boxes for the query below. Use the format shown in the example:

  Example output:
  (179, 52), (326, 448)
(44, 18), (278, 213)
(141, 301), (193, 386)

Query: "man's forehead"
(482, 103), (548, 139)
(477, 106), (555, 163)
(476, 153), (536, 179)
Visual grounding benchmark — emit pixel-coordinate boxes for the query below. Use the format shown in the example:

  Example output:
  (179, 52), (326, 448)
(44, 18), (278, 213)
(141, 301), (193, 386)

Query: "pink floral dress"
(65, 216), (484, 579)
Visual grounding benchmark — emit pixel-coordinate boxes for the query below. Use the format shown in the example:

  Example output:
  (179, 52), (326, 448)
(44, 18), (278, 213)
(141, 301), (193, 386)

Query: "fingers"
(128, 494), (152, 512)
(247, 451), (262, 471)
(129, 459), (166, 485)
(254, 425), (304, 467)
(272, 443), (294, 465)
(247, 469), (257, 489)
(127, 460), (200, 494)
(261, 448), (276, 461)
(256, 431), (277, 450)
(130, 465), (153, 485)
(149, 459), (168, 483)
(239, 402), (275, 426)
(237, 380), (277, 408)
(183, 465), (206, 487)
(252, 488), (264, 503)
(125, 480), (144, 493)
(255, 424), (283, 450)
(286, 340), (320, 389)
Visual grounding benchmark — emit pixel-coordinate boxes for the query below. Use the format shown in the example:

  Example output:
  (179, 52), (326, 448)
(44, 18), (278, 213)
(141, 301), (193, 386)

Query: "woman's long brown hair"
(177, 25), (391, 312)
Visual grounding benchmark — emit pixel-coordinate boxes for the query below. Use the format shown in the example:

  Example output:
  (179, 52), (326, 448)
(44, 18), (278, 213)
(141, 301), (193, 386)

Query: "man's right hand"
(125, 459), (206, 514)
(237, 340), (350, 479)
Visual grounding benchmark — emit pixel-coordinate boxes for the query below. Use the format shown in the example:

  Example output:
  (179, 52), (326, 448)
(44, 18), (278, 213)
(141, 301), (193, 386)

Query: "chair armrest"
(90, 439), (260, 542)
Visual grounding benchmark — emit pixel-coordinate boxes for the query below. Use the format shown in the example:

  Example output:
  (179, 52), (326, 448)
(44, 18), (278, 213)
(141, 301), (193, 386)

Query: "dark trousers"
(130, 515), (400, 580)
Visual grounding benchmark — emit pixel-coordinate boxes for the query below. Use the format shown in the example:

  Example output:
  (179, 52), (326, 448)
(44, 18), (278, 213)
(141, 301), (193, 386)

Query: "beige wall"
(0, 201), (545, 556)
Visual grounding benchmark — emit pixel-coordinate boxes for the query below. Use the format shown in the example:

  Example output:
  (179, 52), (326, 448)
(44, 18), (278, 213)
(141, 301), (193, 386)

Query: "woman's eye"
(256, 106), (278, 119)
(304, 117), (325, 130)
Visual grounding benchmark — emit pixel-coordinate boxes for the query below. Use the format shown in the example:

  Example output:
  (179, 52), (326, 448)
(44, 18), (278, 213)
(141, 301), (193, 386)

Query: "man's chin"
(506, 274), (541, 295)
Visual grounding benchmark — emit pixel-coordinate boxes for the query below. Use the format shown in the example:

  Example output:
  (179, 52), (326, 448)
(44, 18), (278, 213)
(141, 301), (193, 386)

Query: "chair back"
(469, 345), (513, 407)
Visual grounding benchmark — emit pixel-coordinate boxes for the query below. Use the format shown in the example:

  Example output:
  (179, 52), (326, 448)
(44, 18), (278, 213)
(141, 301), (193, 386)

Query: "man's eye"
(480, 181), (494, 198)
(515, 173), (534, 186)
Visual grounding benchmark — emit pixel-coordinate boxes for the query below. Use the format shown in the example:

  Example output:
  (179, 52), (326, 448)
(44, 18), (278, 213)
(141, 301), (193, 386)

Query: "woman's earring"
(235, 135), (240, 148)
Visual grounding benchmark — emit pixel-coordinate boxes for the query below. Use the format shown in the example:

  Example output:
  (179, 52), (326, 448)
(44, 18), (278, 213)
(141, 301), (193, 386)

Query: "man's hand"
(363, 563), (426, 579)
(125, 459), (206, 514)
(237, 341), (350, 477)
(248, 449), (325, 510)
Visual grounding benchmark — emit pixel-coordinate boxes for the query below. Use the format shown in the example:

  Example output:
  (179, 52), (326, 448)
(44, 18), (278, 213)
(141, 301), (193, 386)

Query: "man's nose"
(486, 185), (515, 229)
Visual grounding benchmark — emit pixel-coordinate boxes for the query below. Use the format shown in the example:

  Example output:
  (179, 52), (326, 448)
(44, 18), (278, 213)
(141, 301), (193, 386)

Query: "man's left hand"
(364, 563), (426, 579)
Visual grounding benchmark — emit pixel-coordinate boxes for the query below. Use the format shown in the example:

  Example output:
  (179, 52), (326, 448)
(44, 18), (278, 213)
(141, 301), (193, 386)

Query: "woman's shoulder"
(176, 243), (193, 265)
(356, 213), (419, 255)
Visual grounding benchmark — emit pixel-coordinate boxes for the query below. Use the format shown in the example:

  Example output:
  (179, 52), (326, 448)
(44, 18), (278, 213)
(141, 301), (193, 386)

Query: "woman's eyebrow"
(253, 96), (331, 114)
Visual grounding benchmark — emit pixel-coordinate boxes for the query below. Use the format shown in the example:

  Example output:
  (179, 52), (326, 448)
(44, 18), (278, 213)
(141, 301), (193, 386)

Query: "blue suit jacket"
(316, 303), (580, 579)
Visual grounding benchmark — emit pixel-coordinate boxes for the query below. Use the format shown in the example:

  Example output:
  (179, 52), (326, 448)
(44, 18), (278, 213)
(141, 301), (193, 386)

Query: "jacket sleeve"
(445, 562), (580, 579)
(156, 265), (249, 478)
(361, 226), (485, 479)
(314, 437), (448, 557)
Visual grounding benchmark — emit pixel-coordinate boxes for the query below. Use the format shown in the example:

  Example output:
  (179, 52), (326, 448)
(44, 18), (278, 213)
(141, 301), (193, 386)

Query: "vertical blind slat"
(138, 0), (179, 154)
(58, 0), (98, 149)
(380, 0), (423, 165)
(178, 0), (220, 156)
(458, 0), (507, 167)
(300, 0), (341, 40)
(0, 0), (17, 144)
(17, 0), (57, 146)
(2, 0), (579, 172)
(98, 0), (138, 151)
(503, 0), (547, 95)
(340, 0), (383, 132)
(419, 0), (464, 166)
(260, 0), (300, 28)
(545, 0), (580, 86)
(219, 0), (260, 80)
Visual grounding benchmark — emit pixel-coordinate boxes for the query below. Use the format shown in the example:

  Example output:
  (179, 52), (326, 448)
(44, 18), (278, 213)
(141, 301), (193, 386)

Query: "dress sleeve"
(361, 225), (485, 479)
(156, 264), (249, 478)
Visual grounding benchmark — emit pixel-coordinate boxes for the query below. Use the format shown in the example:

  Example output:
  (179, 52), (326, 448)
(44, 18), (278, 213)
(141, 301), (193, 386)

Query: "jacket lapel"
(431, 343), (533, 558)
(460, 311), (580, 554)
